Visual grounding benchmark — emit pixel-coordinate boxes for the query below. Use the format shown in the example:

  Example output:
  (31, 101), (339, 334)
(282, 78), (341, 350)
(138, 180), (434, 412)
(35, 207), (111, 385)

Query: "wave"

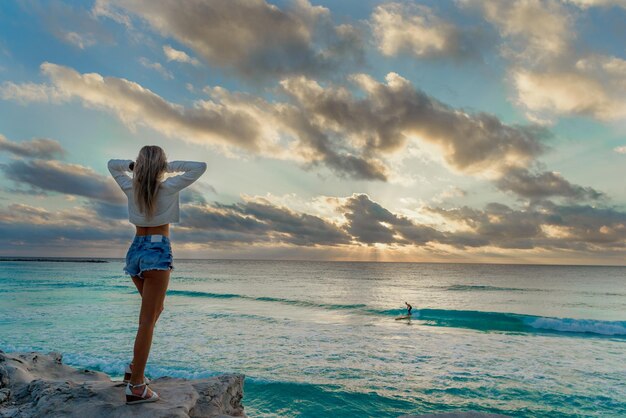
(373, 308), (626, 337)
(13, 280), (621, 338)
(166, 289), (367, 310)
(167, 289), (625, 337)
(524, 317), (626, 336)
(443, 284), (541, 292)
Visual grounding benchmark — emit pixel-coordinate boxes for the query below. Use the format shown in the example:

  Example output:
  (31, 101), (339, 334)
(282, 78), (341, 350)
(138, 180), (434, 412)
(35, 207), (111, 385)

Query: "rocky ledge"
(0, 350), (246, 418)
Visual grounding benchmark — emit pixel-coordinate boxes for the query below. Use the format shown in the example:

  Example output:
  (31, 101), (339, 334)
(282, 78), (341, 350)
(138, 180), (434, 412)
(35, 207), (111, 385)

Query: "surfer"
(405, 301), (412, 316)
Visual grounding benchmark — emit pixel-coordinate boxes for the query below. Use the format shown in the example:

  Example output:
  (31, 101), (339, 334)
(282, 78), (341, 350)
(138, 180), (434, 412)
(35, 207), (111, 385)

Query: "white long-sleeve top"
(107, 159), (207, 226)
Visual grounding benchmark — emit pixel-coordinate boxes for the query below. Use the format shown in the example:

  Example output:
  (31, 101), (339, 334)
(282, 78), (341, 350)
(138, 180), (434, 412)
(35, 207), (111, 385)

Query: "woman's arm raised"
(162, 160), (207, 191)
(107, 159), (134, 191)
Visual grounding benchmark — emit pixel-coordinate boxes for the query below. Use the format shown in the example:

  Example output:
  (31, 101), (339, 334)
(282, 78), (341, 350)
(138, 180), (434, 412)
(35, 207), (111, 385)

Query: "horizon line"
(1, 256), (625, 268)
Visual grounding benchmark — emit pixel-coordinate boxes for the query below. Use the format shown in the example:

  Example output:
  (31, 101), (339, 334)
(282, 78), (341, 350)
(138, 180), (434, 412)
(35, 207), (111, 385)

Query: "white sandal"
(123, 362), (151, 385)
(125, 382), (159, 405)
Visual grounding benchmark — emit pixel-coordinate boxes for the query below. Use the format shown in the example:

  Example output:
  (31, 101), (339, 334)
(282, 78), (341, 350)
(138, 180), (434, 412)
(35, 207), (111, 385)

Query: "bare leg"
(131, 275), (144, 296)
(130, 269), (170, 392)
(130, 274), (163, 367)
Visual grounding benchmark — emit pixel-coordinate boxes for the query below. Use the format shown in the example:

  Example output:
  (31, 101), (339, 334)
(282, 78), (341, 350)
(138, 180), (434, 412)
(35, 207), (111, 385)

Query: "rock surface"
(0, 350), (246, 418)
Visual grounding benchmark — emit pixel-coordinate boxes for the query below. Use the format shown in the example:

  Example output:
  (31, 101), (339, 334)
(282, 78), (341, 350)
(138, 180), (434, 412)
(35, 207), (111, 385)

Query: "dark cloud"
(430, 202), (544, 249)
(540, 201), (626, 246)
(181, 204), (270, 234)
(86, 200), (128, 220)
(1, 159), (124, 204)
(278, 73), (606, 200)
(0, 220), (127, 244)
(95, 0), (364, 80)
(341, 194), (443, 245)
(0, 64), (602, 197)
(275, 105), (388, 181)
(279, 73), (548, 176)
(1, 191), (626, 256)
(182, 199), (352, 246)
(0, 134), (65, 159)
(0, 203), (130, 247)
(497, 167), (604, 201)
(430, 200), (626, 250)
(235, 200), (351, 246)
(179, 186), (210, 205)
(1, 63), (386, 181)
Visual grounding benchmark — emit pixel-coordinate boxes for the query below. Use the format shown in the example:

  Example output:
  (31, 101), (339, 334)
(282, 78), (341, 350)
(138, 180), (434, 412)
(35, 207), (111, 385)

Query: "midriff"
(135, 224), (169, 237)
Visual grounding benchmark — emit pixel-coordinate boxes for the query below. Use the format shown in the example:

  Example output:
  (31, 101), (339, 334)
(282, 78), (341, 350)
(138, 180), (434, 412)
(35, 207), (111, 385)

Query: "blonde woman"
(108, 145), (207, 404)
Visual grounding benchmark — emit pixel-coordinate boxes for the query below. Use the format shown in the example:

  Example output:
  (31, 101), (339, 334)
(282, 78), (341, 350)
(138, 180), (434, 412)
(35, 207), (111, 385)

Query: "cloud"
(341, 194), (444, 245)
(1, 190), (625, 257)
(371, 2), (489, 61)
(614, 146), (626, 154)
(0, 81), (63, 103)
(94, 0), (364, 80)
(0, 203), (129, 247)
(25, 0), (115, 49)
(138, 57), (173, 79)
(179, 186), (210, 205)
(0, 159), (124, 204)
(0, 62), (385, 181)
(0, 62), (263, 151)
(496, 167), (604, 201)
(1, 63), (600, 198)
(0, 134), (65, 159)
(512, 61), (626, 121)
(564, 0), (626, 8)
(163, 45), (200, 66)
(460, 0), (626, 122)
(182, 197), (352, 246)
(279, 71), (547, 177)
(430, 200), (626, 250)
(63, 31), (96, 49)
(86, 200), (128, 219)
(91, 0), (132, 27)
(459, 0), (575, 62)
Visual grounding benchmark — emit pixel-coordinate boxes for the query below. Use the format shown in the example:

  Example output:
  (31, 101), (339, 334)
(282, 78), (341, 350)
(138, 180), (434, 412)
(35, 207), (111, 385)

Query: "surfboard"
(395, 315), (411, 320)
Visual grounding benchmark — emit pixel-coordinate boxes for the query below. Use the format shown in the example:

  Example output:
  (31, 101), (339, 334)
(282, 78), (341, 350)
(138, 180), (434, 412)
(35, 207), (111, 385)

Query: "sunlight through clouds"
(0, 0), (624, 263)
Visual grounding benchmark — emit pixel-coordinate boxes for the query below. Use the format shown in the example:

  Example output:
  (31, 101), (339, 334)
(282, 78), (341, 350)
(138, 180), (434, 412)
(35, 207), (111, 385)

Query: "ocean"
(0, 259), (624, 417)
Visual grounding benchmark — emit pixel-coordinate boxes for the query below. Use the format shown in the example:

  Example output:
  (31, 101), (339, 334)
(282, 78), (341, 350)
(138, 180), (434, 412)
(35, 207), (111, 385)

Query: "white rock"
(0, 351), (246, 418)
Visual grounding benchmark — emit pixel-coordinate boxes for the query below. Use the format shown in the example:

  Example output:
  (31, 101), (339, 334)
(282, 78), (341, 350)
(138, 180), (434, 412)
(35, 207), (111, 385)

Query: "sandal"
(125, 382), (159, 405)
(123, 362), (151, 385)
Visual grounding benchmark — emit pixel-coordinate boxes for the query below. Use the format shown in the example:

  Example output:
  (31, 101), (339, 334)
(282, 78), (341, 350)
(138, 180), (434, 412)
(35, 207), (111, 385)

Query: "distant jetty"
(0, 257), (109, 263)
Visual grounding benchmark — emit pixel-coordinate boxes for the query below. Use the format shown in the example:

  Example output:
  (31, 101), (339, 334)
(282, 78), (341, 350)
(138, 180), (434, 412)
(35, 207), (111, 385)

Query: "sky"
(0, 0), (625, 264)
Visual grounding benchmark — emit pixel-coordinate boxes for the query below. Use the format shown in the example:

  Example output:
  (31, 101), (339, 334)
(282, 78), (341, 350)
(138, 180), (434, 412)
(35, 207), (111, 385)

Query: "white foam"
(525, 317), (626, 336)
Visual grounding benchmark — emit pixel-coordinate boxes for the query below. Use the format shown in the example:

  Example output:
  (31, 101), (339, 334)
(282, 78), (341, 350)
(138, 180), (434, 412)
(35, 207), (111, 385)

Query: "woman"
(108, 145), (207, 405)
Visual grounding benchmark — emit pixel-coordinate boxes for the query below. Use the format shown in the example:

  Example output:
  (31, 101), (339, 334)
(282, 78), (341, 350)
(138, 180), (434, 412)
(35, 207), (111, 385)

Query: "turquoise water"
(0, 259), (624, 417)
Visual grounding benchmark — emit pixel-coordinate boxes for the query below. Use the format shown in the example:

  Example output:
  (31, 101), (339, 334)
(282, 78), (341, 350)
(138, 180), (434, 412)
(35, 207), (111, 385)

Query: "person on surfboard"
(405, 301), (412, 316)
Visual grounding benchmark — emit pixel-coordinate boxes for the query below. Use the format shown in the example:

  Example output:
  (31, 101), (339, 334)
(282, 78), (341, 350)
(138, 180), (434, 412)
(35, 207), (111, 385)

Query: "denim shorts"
(123, 234), (174, 279)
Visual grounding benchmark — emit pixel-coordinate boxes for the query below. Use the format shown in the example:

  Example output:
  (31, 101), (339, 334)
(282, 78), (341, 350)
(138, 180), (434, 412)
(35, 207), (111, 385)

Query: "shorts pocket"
(139, 245), (173, 273)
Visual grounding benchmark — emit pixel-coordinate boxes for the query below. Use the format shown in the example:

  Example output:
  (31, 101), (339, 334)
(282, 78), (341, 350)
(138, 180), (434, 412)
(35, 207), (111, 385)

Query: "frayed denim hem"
(122, 265), (174, 280)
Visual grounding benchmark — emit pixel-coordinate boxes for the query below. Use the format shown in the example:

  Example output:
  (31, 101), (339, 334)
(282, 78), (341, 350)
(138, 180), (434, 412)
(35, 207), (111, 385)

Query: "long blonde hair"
(133, 145), (168, 220)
